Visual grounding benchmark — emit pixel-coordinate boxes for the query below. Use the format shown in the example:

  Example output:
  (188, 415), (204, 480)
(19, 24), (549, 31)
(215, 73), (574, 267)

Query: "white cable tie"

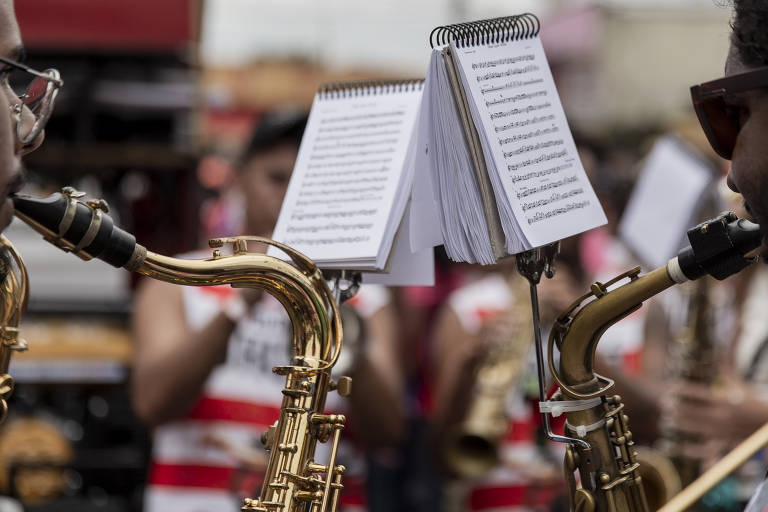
(565, 418), (606, 438)
(539, 397), (602, 417)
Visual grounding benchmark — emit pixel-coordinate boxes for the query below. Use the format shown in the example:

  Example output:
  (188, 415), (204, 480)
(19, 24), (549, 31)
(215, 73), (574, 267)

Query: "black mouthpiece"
(677, 212), (762, 280)
(12, 191), (139, 269)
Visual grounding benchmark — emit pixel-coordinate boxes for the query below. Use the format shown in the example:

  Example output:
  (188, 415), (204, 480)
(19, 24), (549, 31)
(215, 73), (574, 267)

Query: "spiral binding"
(429, 13), (540, 49)
(317, 79), (424, 100)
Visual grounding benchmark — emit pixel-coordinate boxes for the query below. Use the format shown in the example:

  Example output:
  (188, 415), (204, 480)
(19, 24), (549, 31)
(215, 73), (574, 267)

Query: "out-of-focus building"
(541, 3), (731, 135)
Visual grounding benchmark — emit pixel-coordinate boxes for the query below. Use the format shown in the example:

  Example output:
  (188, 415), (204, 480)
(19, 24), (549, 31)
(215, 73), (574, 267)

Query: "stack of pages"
(411, 14), (607, 264)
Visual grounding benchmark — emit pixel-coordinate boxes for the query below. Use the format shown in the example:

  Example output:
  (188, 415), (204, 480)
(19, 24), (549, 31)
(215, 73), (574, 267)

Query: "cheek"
(731, 123), (768, 219)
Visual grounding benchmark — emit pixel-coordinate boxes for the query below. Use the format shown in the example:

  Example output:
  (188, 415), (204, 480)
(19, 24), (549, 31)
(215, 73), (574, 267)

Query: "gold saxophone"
(12, 188), (352, 512)
(536, 212), (762, 512)
(0, 235), (29, 423)
(443, 279), (533, 478)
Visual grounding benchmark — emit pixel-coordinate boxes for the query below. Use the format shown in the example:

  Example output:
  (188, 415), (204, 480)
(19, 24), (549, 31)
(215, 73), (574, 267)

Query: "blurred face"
(723, 44), (768, 254)
(0, 0), (42, 231)
(237, 142), (297, 236)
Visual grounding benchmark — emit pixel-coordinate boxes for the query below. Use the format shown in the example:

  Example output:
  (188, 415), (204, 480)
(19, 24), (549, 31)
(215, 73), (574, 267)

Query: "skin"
(0, 0), (43, 231)
(131, 143), (299, 425)
(723, 44), (768, 254)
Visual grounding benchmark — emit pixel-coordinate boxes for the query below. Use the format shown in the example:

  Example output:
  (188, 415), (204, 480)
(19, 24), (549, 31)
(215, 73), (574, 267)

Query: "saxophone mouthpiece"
(674, 211), (761, 281)
(12, 188), (146, 270)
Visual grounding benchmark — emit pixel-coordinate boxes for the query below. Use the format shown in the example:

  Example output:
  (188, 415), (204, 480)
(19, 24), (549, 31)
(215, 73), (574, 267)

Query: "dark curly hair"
(730, 0), (768, 66)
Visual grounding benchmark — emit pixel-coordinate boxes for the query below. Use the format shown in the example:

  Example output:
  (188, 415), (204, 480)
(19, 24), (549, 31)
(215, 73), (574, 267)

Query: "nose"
(726, 172), (740, 193)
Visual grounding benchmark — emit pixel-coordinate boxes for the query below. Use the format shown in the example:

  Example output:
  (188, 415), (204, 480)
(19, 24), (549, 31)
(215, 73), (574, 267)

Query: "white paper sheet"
(272, 85), (423, 269)
(365, 203), (435, 286)
(409, 69), (444, 253)
(619, 136), (715, 269)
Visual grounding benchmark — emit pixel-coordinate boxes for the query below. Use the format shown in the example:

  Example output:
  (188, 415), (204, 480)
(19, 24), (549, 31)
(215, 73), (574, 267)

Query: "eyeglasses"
(690, 66), (768, 160)
(0, 55), (63, 146)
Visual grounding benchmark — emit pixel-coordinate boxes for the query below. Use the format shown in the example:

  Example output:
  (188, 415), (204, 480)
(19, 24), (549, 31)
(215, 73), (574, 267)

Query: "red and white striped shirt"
(448, 274), (565, 512)
(144, 281), (388, 512)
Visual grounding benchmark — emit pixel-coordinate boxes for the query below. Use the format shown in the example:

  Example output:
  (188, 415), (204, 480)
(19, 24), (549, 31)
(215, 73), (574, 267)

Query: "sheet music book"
(411, 14), (607, 264)
(272, 79), (434, 285)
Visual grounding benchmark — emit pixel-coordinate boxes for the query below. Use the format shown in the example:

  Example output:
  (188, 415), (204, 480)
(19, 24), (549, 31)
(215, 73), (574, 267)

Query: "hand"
(660, 377), (768, 466)
(467, 311), (524, 365)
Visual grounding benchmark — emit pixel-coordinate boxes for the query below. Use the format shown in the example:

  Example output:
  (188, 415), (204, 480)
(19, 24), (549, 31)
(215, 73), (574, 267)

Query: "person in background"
(132, 111), (404, 512)
(429, 249), (585, 512)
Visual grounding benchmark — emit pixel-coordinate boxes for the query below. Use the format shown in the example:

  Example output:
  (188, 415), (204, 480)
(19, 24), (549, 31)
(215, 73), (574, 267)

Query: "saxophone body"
(543, 213), (762, 512)
(0, 235), (29, 423)
(12, 189), (350, 512)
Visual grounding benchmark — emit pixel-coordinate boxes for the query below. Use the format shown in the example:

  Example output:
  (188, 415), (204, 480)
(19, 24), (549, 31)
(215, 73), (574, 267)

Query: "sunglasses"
(690, 66), (768, 160)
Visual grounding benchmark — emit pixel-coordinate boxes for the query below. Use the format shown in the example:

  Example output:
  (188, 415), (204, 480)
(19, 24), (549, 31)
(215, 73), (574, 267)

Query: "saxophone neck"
(11, 189), (342, 369)
(137, 247), (338, 367)
(554, 212), (762, 396)
(554, 265), (676, 393)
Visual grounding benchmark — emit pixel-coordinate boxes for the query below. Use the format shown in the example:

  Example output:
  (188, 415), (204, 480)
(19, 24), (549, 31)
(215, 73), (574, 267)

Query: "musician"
(132, 112), (404, 512)
(430, 257), (583, 512)
(660, 1), (768, 507)
(0, 0), (55, 231)
(717, 4), (768, 256)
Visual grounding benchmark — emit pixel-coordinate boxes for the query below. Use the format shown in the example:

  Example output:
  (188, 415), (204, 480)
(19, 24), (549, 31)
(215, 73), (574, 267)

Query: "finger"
(670, 382), (719, 403)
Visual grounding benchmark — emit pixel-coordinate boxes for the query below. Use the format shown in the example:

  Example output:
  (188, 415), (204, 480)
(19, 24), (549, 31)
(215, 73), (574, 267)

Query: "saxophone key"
(277, 442), (299, 453)
(293, 490), (324, 502)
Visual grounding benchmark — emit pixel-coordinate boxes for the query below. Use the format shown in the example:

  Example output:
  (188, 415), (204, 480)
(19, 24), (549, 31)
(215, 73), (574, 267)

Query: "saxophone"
(443, 279), (533, 478)
(12, 188), (351, 512)
(659, 278), (716, 488)
(0, 235), (29, 423)
(539, 212), (761, 512)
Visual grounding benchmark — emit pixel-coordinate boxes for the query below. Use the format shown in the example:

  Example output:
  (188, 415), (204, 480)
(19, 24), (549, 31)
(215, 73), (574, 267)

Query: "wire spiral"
(318, 79), (424, 100)
(429, 13), (540, 49)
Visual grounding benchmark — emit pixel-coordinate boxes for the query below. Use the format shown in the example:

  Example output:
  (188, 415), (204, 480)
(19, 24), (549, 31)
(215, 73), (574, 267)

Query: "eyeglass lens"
(23, 76), (49, 116)
(695, 96), (740, 160)
(15, 72), (58, 145)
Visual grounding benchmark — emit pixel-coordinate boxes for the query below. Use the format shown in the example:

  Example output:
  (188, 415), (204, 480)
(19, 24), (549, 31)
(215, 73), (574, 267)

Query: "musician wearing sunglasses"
(691, 1), (768, 256)
(0, 0), (62, 232)
(658, 2), (768, 509)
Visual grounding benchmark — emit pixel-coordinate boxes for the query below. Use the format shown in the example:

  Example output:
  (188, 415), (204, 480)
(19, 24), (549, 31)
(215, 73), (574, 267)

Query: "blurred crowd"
(0, 1), (767, 512)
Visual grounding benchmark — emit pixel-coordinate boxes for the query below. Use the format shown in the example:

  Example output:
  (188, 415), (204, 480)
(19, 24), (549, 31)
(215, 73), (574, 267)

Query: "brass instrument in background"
(12, 188), (352, 512)
(0, 235), (29, 423)
(660, 279), (717, 487)
(533, 212), (762, 512)
(444, 281), (533, 478)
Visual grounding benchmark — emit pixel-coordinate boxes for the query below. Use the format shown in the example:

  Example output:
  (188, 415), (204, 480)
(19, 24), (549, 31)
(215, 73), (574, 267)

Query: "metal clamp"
(516, 243), (590, 450)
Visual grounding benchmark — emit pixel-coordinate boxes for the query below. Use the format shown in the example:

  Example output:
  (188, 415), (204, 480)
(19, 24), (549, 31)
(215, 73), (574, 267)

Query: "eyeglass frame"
(0, 54), (63, 146)
(690, 66), (768, 160)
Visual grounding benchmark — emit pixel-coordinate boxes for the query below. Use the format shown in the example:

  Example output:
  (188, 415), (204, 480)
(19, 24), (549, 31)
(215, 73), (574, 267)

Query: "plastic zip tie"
(539, 397), (602, 418)
(565, 418), (606, 438)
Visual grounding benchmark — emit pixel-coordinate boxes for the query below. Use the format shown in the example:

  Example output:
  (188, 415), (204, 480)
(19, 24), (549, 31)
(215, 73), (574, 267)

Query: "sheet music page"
(272, 86), (422, 267)
(619, 137), (715, 269)
(451, 36), (606, 248)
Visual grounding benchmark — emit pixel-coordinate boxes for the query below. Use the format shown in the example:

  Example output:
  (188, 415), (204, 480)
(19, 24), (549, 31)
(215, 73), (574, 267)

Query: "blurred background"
(2, 0), (735, 511)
